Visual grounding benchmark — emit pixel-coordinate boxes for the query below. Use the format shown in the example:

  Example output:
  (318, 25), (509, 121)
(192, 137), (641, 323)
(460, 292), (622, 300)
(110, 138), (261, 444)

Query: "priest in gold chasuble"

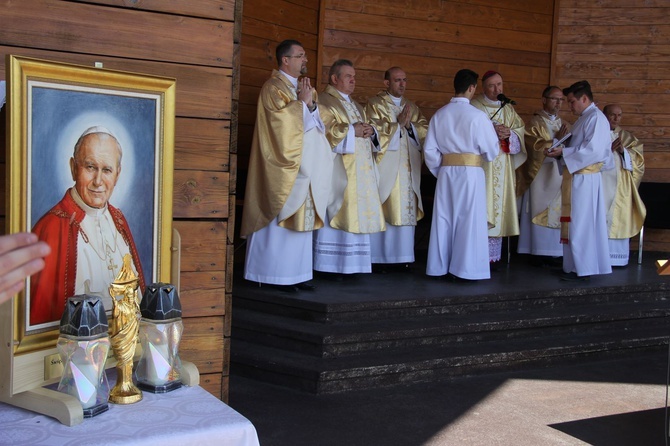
(313, 59), (385, 275)
(470, 71), (527, 264)
(241, 40), (333, 291)
(602, 104), (646, 266)
(365, 67), (428, 268)
(517, 86), (570, 263)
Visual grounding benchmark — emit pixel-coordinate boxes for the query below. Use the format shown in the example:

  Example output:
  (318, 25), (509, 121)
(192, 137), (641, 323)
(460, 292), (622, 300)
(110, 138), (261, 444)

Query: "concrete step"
(231, 327), (669, 393)
(231, 253), (670, 394)
(233, 280), (670, 323)
(232, 301), (670, 358)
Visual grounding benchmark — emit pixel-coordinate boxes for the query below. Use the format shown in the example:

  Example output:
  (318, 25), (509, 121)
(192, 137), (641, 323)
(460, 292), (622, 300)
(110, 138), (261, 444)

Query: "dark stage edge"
(233, 249), (670, 313)
(231, 248), (670, 394)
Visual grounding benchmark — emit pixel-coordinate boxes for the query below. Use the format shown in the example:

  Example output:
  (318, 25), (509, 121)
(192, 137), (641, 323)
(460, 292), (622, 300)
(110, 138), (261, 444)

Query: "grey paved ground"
(229, 349), (670, 446)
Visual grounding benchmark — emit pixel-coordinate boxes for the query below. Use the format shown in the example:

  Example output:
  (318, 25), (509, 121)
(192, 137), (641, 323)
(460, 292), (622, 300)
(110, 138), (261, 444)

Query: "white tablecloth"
(0, 385), (260, 446)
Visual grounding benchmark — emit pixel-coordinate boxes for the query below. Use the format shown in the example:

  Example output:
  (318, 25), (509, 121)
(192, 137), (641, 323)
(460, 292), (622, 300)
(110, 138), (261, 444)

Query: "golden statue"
(108, 254), (143, 404)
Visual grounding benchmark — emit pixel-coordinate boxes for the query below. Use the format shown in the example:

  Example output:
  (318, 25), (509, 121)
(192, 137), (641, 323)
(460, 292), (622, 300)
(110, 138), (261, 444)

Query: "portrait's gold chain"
(79, 216), (120, 271)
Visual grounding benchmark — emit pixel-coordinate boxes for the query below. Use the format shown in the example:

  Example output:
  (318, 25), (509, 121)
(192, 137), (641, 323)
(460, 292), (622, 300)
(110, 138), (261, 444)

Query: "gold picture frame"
(0, 55), (175, 422)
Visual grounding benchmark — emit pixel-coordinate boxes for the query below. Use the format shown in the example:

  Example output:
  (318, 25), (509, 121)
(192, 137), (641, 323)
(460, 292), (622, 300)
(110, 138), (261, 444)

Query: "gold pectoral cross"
(106, 245), (118, 271)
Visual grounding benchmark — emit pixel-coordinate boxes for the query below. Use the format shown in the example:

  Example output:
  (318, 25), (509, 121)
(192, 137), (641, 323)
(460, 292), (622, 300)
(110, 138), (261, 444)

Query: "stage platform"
(230, 246), (670, 394)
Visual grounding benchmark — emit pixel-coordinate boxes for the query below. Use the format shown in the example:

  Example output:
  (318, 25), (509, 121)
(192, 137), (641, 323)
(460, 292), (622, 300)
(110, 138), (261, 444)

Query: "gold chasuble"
(471, 94), (527, 237)
(318, 85), (385, 234)
(365, 91), (428, 226)
(240, 70), (328, 237)
(522, 111), (567, 229)
(605, 127), (646, 239)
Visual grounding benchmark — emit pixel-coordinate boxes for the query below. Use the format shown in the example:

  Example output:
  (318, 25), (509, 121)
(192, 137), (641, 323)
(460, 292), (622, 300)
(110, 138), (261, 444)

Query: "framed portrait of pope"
(1, 55), (175, 398)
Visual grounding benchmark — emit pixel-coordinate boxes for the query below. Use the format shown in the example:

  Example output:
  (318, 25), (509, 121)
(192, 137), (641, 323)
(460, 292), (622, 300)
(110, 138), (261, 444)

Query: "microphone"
(497, 93), (516, 105)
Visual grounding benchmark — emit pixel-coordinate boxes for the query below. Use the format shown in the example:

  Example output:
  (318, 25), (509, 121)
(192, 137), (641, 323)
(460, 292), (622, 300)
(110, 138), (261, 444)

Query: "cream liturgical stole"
(330, 98), (385, 234)
(277, 84), (332, 232)
(72, 189), (134, 310)
(602, 128), (646, 239)
(383, 101), (417, 226)
(471, 95), (526, 238)
(530, 113), (563, 229)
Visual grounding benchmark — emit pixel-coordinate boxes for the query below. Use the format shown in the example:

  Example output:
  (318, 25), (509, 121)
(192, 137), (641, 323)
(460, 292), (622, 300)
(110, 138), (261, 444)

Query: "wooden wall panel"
(1, 1), (233, 66)
(237, 0), (321, 205)
(174, 221), (228, 272)
(320, 0), (555, 124)
(180, 271), (227, 318)
(324, 10), (550, 53)
(175, 118), (231, 171)
(1, 0), (239, 400)
(201, 373), (223, 399)
(0, 47), (232, 120)
(553, 0), (670, 248)
(327, 0), (552, 33)
(173, 170), (230, 219)
(181, 316), (225, 375)
(72, 0), (237, 21)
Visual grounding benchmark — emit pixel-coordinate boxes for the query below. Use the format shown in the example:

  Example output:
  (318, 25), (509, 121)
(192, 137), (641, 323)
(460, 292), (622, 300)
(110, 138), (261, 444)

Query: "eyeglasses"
(544, 97), (565, 102)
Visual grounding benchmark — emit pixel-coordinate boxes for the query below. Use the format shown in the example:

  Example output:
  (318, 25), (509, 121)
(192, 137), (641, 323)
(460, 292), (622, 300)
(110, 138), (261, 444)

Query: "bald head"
(70, 129), (123, 208)
(384, 67), (407, 97)
(604, 104), (623, 130)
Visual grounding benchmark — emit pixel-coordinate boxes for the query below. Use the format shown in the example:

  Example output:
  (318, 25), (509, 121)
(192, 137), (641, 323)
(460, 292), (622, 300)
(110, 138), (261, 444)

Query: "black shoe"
(446, 273), (476, 283)
(315, 271), (345, 282)
(295, 282), (316, 291)
(560, 272), (590, 282)
(529, 256), (563, 268)
(398, 263), (412, 274)
(371, 264), (388, 274)
(269, 284), (299, 293)
(548, 256), (563, 267)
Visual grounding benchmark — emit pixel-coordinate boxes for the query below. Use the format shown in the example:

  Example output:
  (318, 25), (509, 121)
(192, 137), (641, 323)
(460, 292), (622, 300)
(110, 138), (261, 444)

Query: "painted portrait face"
(70, 133), (122, 208)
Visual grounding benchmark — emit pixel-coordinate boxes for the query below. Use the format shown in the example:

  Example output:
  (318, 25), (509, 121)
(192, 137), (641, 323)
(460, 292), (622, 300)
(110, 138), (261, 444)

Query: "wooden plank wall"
(237, 1), (670, 253)
(320, 0), (555, 122)
(236, 0), (555, 234)
(238, 0), (321, 198)
(554, 0), (670, 251)
(0, 0), (240, 401)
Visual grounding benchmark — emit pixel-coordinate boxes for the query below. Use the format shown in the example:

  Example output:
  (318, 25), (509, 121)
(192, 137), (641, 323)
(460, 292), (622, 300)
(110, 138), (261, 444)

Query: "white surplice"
(517, 191), (562, 256)
(244, 71), (333, 285)
(560, 102), (614, 276)
(367, 94), (425, 264)
(517, 111), (564, 257)
(313, 90), (383, 274)
(424, 97), (499, 280)
(370, 224), (415, 263)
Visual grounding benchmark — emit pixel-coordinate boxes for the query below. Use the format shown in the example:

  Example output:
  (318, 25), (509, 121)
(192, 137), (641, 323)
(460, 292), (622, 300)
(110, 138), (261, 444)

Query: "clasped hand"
(397, 104), (411, 129)
(297, 77), (314, 108)
(494, 123), (511, 140)
(611, 137), (624, 154)
(354, 122), (374, 138)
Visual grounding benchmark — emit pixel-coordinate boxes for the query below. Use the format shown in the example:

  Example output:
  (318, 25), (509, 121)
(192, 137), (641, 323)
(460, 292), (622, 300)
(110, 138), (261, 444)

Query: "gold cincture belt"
(441, 153), (483, 167)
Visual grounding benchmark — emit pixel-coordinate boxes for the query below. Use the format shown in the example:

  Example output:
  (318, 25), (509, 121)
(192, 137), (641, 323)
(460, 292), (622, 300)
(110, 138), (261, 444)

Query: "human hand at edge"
(0, 232), (51, 305)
